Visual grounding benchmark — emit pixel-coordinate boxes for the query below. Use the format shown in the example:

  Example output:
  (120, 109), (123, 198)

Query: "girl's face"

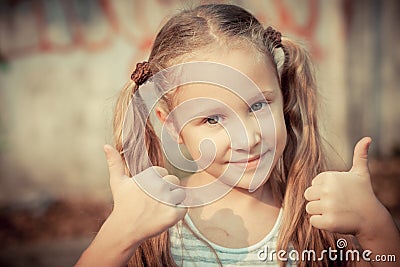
(159, 47), (287, 191)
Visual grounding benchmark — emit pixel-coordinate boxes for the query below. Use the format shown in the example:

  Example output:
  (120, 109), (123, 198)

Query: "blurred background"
(0, 0), (399, 266)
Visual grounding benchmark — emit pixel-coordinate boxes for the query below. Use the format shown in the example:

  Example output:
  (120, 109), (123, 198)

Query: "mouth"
(228, 152), (268, 169)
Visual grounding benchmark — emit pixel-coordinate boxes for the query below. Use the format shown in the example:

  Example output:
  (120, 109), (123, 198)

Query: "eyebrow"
(190, 106), (227, 118)
(245, 89), (276, 105)
(186, 90), (275, 118)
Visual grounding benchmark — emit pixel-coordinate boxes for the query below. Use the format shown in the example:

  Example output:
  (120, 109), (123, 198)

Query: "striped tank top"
(169, 209), (296, 266)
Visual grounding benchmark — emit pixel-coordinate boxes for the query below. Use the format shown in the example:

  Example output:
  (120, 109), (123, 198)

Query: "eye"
(205, 115), (222, 125)
(250, 101), (268, 112)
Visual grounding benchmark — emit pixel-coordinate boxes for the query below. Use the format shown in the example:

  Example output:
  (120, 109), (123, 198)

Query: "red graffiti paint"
(0, 0), (323, 60)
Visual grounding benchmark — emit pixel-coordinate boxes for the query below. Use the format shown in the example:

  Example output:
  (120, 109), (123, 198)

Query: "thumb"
(104, 144), (126, 181)
(350, 137), (372, 175)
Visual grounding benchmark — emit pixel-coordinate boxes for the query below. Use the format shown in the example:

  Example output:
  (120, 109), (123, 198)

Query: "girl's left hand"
(304, 137), (385, 237)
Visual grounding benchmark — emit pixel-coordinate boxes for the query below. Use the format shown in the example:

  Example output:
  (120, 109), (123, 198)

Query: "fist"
(304, 137), (383, 236)
(104, 145), (187, 244)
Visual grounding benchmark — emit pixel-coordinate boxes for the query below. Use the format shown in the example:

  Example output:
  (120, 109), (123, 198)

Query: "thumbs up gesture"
(104, 144), (187, 244)
(304, 137), (384, 236)
(75, 146), (187, 267)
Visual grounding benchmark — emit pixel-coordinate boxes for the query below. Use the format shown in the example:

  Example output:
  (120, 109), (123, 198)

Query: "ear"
(155, 107), (183, 144)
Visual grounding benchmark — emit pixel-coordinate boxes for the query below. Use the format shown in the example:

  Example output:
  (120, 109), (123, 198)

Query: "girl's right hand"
(104, 144), (187, 245)
(75, 146), (186, 267)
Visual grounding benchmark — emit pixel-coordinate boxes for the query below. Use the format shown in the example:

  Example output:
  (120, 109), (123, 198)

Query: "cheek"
(180, 133), (202, 160)
(273, 111), (287, 157)
(210, 130), (230, 157)
(181, 127), (230, 165)
(267, 98), (287, 150)
(258, 105), (287, 159)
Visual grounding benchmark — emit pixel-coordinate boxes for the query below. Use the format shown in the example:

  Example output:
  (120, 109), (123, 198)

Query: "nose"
(229, 117), (261, 152)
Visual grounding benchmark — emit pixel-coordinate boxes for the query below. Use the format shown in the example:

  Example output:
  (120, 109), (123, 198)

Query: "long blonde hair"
(113, 4), (354, 266)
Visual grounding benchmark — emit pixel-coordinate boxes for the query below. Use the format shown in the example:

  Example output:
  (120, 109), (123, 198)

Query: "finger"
(133, 166), (169, 192)
(163, 175), (180, 190)
(104, 144), (125, 180)
(151, 166), (169, 177)
(306, 201), (323, 215)
(173, 206), (188, 221)
(311, 173), (325, 186)
(350, 137), (372, 176)
(309, 214), (341, 232)
(136, 166), (169, 181)
(309, 214), (325, 230)
(304, 185), (322, 201)
(169, 188), (186, 205)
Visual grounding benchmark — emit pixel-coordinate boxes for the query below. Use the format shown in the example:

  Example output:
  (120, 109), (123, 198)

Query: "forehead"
(173, 48), (280, 106)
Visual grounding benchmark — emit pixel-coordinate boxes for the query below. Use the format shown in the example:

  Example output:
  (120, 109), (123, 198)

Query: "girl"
(76, 4), (399, 267)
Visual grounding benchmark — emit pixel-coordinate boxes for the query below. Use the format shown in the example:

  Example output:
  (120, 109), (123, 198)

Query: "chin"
(218, 173), (271, 192)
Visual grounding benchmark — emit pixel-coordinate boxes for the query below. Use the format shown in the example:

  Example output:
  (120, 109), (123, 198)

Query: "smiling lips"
(229, 152), (267, 170)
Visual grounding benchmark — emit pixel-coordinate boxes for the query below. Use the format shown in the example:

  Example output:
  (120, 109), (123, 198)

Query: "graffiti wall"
(0, 0), (398, 209)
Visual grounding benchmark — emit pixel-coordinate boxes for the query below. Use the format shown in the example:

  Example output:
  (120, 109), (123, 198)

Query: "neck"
(185, 171), (281, 215)
(222, 181), (278, 208)
(184, 171), (282, 249)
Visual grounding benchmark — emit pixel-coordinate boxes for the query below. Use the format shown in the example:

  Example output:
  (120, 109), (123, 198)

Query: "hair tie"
(263, 26), (283, 49)
(131, 61), (152, 86)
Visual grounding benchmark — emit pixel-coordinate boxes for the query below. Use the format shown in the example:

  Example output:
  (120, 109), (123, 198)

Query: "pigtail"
(113, 63), (163, 175)
(112, 73), (178, 266)
(276, 38), (354, 267)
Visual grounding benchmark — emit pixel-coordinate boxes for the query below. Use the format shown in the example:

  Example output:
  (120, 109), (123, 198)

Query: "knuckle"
(175, 189), (186, 202)
(325, 172), (338, 182)
(152, 166), (168, 176)
(158, 183), (170, 194)
(319, 172), (330, 181)
(165, 194), (175, 204)
(323, 198), (336, 211)
(320, 185), (330, 196)
(164, 175), (180, 186)
(107, 160), (116, 169)
(324, 214), (338, 230)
